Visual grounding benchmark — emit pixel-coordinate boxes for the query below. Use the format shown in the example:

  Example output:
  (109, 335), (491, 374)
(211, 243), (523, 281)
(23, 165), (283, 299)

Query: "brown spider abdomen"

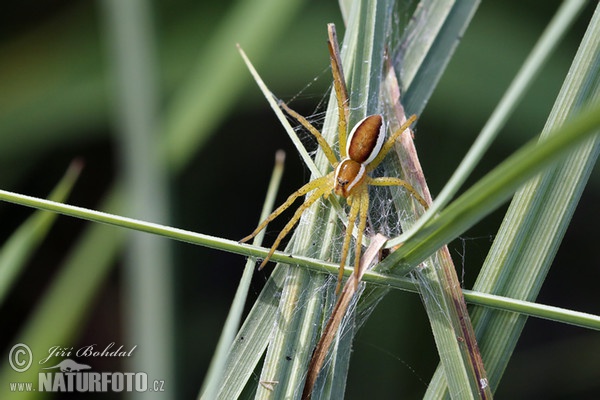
(346, 114), (384, 164)
(334, 159), (365, 197)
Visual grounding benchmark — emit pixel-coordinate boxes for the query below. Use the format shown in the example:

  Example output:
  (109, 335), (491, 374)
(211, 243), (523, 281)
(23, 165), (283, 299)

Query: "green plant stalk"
(1, 176), (597, 336)
(0, 182), (599, 331)
(0, 99), (599, 326)
(0, 186), (125, 400)
(0, 161), (81, 306)
(251, 110), (340, 398)
(376, 1), (490, 395)
(249, 166), (341, 399)
(214, 265), (280, 398)
(380, 4), (590, 394)
(101, 0), (174, 395)
(255, 264), (330, 399)
(401, 0), (480, 115)
(426, 3), (600, 396)
(461, 289), (600, 330)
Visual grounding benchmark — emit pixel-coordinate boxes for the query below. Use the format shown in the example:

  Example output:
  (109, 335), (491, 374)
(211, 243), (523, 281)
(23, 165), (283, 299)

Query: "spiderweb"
(246, 2), (481, 398)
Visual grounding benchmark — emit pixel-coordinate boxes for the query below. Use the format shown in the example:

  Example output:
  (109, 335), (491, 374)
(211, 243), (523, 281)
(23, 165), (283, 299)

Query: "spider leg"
(353, 188), (370, 287)
(241, 174), (332, 245)
(327, 23), (349, 158)
(369, 176), (428, 209)
(336, 190), (362, 293)
(258, 182), (333, 270)
(279, 102), (339, 167)
(367, 114), (417, 171)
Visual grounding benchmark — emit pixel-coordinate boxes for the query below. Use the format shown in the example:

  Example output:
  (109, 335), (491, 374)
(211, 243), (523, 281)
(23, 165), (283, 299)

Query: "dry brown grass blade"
(301, 233), (388, 400)
(383, 54), (492, 398)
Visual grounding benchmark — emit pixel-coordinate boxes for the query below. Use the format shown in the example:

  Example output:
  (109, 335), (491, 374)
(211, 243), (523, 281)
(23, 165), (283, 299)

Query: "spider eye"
(346, 115), (384, 165)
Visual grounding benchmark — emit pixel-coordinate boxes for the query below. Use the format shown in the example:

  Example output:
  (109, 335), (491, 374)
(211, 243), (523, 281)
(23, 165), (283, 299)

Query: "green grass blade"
(0, 187), (125, 400)
(250, 149), (339, 398)
(0, 186), (332, 268)
(391, 0), (588, 248)
(1, 181), (600, 332)
(378, 101), (600, 274)
(426, 3), (600, 396)
(200, 151), (285, 399)
(0, 161), (81, 306)
(101, 0), (174, 391)
(237, 47), (348, 227)
(215, 262), (294, 399)
(400, 0), (479, 114)
(461, 289), (600, 330)
(162, 0), (304, 170)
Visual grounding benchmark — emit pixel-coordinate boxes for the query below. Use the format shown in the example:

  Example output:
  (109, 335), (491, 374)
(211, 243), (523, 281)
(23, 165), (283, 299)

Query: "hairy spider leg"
(369, 177), (428, 209)
(354, 189), (370, 283)
(241, 98), (342, 272)
(279, 102), (339, 167)
(256, 179), (333, 270)
(240, 175), (333, 262)
(337, 187), (362, 287)
(327, 23), (349, 157)
(335, 185), (370, 293)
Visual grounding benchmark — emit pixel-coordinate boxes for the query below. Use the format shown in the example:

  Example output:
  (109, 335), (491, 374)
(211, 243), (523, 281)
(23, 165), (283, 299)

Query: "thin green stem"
(1, 186), (598, 333)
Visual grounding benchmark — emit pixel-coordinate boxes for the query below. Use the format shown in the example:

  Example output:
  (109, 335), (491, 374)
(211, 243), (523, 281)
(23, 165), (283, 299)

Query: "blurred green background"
(0, 0), (598, 399)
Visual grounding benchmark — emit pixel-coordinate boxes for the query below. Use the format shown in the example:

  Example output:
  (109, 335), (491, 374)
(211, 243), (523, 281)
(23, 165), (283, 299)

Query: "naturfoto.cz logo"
(7, 343), (165, 394)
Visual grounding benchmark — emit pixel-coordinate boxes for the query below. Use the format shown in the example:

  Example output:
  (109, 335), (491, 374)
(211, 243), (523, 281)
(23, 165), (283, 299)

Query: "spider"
(241, 25), (427, 292)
